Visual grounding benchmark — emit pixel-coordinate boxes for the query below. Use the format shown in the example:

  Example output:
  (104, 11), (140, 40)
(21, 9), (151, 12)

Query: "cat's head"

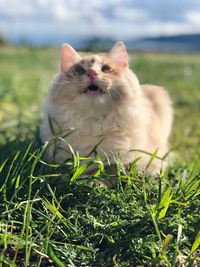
(52, 41), (141, 107)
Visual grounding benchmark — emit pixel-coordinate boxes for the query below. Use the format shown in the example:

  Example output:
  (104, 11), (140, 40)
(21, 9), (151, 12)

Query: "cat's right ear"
(108, 41), (129, 68)
(61, 44), (81, 73)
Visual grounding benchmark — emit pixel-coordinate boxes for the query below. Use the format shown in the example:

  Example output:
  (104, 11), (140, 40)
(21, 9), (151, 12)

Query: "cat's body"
(40, 42), (173, 173)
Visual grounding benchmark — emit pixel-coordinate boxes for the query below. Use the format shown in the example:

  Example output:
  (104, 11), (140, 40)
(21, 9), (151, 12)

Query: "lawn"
(0, 45), (199, 266)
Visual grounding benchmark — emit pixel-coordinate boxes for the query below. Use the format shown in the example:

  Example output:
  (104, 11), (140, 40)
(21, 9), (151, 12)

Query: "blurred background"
(1, 0), (200, 51)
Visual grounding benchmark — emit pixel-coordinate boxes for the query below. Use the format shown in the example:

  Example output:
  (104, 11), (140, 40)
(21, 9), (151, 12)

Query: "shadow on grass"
(0, 137), (41, 163)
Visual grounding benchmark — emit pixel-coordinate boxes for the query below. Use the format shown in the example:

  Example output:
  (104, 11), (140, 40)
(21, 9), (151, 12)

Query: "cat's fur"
(40, 41), (173, 173)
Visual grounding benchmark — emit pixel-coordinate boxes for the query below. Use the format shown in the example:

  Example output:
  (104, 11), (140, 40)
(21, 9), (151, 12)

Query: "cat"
(40, 41), (173, 174)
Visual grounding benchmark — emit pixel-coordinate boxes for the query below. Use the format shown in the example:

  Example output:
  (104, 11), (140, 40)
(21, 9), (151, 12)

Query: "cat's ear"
(61, 44), (81, 73)
(108, 41), (128, 68)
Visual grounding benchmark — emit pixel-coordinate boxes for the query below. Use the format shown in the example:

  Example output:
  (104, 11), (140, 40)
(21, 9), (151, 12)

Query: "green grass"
(0, 46), (199, 266)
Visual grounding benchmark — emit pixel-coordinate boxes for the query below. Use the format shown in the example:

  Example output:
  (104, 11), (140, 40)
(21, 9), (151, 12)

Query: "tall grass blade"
(190, 231), (200, 254)
(48, 244), (65, 267)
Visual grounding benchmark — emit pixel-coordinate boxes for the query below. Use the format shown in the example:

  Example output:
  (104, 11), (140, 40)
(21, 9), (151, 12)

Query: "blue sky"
(0, 0), (200, 45)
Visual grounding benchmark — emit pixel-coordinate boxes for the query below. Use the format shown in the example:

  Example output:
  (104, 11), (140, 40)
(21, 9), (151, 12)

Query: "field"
(0, 46), (199, 266)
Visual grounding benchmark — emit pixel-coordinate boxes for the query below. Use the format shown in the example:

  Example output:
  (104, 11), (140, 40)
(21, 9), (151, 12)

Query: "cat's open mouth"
(84, 84), (104, 96)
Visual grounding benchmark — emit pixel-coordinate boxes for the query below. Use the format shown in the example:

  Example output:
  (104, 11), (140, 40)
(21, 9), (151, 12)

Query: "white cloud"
(0, 0), (200, 44)
(185, 10), (200, 25)
(113, 7), (148, 22)
(52, 1), (72, 21)
(140, 21), (197, 37)
(0, 0), (35, 17)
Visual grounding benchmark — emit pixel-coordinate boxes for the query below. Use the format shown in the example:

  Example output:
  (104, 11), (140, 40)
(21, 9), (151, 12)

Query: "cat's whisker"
(111, 88), (124, 102)
(54, 80), (70, 85)
(107, 90), (112, 99)
(64, 69), (76, 78)
(101, 86), (108, 94)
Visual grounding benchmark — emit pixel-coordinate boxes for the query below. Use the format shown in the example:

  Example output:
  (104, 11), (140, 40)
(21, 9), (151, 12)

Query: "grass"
(0, 45), (200, 266)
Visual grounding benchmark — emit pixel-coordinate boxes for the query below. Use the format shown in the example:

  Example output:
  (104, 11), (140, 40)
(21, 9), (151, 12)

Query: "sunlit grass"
(0, 46), (199, 266)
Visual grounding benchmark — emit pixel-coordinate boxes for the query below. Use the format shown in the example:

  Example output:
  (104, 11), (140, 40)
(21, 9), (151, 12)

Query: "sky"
(0, 0), (200, 45)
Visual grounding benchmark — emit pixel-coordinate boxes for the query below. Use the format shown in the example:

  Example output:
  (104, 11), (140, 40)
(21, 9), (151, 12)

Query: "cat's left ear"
(61, 44), (81, 73)
(108, 41), (128, 68)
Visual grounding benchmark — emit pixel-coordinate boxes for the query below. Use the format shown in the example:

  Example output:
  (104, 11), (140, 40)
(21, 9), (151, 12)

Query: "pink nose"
(87, 70), (97, 81)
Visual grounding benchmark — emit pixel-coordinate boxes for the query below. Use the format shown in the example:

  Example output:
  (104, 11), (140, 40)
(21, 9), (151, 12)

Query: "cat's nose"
(86, 70), (97, 82)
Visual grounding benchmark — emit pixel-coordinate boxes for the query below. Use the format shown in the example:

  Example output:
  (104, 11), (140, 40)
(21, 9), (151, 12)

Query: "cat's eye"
(101, 64), (113, 73)
(74, 65), (85, 75)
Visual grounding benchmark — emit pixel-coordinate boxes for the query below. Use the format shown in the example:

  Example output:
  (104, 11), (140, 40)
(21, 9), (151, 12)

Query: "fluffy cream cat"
(40, 41), (173, 173)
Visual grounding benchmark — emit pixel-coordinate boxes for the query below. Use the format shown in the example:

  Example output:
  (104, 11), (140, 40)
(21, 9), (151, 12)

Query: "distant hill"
(6, 32), (200, 52)
(126, 33), (200, 52)
(0, 32), (9, 46)
(82, 34), (200, 53)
